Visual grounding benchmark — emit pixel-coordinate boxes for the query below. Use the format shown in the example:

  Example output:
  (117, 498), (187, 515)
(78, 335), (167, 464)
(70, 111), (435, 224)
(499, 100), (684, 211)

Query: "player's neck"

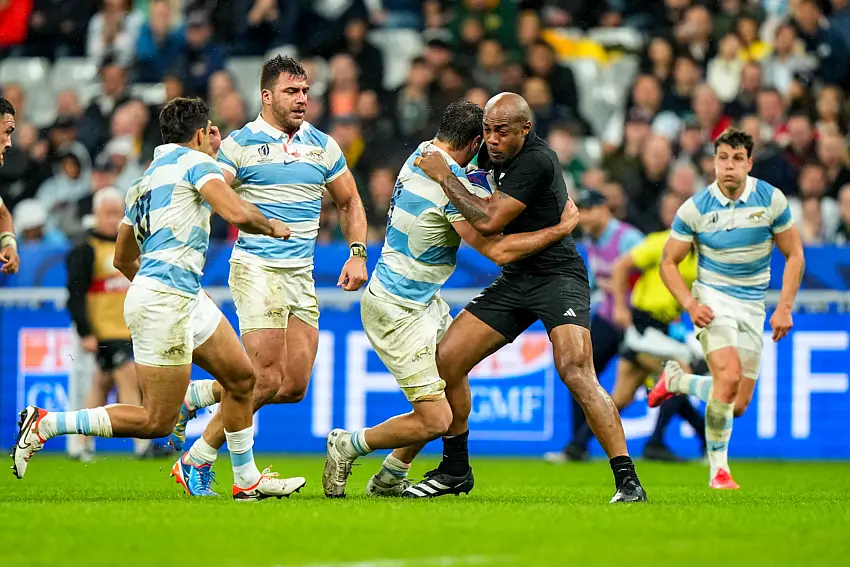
(431, 139), (464, 166)
(718, 182), (745, 201)
(261, 110), (297, 138)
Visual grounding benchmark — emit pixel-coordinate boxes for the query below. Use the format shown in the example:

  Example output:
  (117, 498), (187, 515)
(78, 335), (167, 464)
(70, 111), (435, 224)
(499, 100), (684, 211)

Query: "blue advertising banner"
(2, 303), (848, 459)
(4, 242), (850, 290)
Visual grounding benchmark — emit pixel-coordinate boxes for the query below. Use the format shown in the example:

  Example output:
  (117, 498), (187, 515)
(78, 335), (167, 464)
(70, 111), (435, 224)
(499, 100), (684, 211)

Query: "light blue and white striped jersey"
(670, 176), (793, 302)
(217, 116), (347, 268)
(370, 142), (490, 308)
(122, 143), (224, 297)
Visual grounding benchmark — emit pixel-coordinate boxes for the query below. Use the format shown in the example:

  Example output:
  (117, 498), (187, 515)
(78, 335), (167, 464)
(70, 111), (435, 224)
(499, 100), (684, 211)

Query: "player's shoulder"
(748, 176), (786, 206)
(297, 121), (333, 149)
(225, 120), (278, 148)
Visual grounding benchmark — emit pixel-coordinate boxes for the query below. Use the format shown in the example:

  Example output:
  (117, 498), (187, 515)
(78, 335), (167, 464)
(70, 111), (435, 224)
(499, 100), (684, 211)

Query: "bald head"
(483, 92), (533, 163)
(485, 92), (532, 125)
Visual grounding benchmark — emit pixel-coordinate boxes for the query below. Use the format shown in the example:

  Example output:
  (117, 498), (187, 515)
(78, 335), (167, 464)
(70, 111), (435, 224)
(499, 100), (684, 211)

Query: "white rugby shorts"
(124, 287), (222, 367)
(229, 260), (319, 335)
(360, 284), (451, 402)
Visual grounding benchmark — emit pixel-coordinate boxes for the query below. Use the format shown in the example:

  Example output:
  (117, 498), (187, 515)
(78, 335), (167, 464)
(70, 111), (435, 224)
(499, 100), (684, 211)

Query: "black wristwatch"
(350, 242), (367, 260)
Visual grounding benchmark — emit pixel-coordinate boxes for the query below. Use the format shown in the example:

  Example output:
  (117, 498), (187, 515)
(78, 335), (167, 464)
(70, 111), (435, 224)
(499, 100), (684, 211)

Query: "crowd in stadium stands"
(1, 0), (850, 247)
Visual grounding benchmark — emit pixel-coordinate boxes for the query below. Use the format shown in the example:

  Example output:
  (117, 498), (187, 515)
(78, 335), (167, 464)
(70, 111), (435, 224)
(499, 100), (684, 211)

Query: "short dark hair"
(159, 97), (209, 144)
(260, 55), (306, 92)
(435, 100), (484, 151)
(0, 96), (15, 117)
(714, 128), (755, 158)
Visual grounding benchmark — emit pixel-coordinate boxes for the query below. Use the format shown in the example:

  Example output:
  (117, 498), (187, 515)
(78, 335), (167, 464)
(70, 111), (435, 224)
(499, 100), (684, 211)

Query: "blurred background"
(1, 0), (849, 460)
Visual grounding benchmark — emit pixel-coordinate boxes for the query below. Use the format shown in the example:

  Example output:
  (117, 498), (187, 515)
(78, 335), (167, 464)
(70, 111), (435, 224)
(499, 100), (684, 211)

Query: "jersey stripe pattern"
(371, 142), (489, 308)
(217, 116), (347, 268)
(122, 144), (224, 297)
(670, 176), (793, 302)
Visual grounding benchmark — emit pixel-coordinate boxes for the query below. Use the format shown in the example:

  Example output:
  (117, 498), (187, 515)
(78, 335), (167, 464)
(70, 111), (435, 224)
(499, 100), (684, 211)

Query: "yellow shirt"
(629, 230), (697, 324)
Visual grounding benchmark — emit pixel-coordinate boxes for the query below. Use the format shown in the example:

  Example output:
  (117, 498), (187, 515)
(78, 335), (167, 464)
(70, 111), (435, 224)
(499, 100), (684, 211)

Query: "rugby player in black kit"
(411, 93), (646, 503)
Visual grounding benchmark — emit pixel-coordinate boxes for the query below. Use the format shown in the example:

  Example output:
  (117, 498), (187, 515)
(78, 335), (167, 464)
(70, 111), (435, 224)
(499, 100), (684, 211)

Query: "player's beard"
(272, 103), (302, 135)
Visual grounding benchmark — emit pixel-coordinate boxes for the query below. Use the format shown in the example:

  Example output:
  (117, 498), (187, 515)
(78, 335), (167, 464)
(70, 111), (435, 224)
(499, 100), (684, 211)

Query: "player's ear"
(261, 88), (272, 107)
(522, 121), (532, 136)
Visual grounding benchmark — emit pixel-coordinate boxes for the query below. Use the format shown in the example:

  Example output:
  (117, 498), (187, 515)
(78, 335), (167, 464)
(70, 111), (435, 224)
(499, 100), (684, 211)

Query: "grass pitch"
(1, 454), (847, 567)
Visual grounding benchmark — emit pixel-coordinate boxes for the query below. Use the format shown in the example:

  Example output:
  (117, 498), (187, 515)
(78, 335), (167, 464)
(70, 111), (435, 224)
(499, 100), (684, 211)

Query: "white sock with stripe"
(37, 408), (113, 440)
(668, 371), (713, 403)
(705, 397), (734, 478)
(376, 454), (410, 485)
(225, 426), (261, 488)
(185, 380), (217, 411)
(338, 429), (372, 460)
(186, 436), (219, 466)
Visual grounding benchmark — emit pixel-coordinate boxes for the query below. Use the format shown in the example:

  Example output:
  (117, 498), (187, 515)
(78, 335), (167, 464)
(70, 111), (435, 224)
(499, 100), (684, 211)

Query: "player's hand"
(687, 302), (714, 328)
(209, 124), (222, 156)
(269, 219), (291, 239)
(337, 256), (368, 291)
(414, 147), (452, 183)
(0, 246), (19, 274)
(558, 199), (579, 235)
(770, 304), (793, 342)
(80, 335), (99, 353)
(613, 304), (632, 329)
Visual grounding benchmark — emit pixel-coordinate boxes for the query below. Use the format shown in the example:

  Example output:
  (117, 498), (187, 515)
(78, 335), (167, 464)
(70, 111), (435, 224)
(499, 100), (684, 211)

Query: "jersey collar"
(253, 114), (304, 142)
(426, 140), (462, 169)
(710, 175), (755, 206)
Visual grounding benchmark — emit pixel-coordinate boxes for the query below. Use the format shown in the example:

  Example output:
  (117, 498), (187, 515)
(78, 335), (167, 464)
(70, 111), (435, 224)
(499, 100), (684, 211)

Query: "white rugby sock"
(225, 426), (261, 488)
(37, 408), (113, 440)
(338, 429), (372, 460)
(133, 439), (152, 456)
(186, 436), (219, 466)
(376, 454), (410, 485)
(705, 397), (734, 478)
(668, 371), (713, 403)
(185, 379), (217, 411)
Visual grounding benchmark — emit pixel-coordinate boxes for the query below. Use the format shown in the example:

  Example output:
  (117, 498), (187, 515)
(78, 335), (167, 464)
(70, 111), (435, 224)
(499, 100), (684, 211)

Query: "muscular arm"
(0, 203), (13, 233)
(66, 243), (95, 337)
(774, 225), (805, 311)
(438, 174), (525, 237)
(452, 200), (578, 266)
(113, 224), (141, 282)
(327, 169), (368, 244)
(199, 178), (277, 235)
(659, 237), (698, 311)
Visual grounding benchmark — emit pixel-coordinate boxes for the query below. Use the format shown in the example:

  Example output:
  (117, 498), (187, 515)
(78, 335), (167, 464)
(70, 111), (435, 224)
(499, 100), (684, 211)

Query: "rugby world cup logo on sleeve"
(467, 332), (555, 441)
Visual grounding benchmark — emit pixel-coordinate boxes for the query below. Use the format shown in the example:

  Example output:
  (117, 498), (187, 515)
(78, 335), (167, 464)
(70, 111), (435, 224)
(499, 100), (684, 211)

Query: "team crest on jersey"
(747, 211), (766, 222)
(306, 149), (325, 161)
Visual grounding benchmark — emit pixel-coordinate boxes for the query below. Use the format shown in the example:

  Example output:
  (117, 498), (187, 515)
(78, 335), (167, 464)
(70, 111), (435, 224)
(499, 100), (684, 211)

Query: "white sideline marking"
(270, 555), (511, 567)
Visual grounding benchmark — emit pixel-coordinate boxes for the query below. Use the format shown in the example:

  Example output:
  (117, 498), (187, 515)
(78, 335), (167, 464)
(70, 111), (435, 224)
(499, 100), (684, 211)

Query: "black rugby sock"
(438, 430), (470, 476)
(610, 455), (639, 488)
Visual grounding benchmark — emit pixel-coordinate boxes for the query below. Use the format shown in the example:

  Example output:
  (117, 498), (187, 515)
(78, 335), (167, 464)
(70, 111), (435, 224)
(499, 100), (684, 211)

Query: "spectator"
(691, 83), (733, 141)
(817, 131), (850, 198)
(315, 17), (384, 93)
(175, 10), (226, 100)
(12, 198), (69, 245)
(473, 38), (506, 95)
(135, 0), (185, 82)
(213, 91), (247, 139)
(547, 123), (586, 195)
(783, 113), (818, 174)
(630, 74), (663, 120)
(756, 87), (787, 141)
(604, 108), (652, 191)
(432, 65), (468, 117)
(35, 141), (92, 237)
(232, 0), (300, 56)
(56, 90), (84, 121)
(26, 0), (96, 59)
(793, 0), (850, 87)
(450, 0), (519, 57)
(674, 4), (715, 67)
(739, 114), (799, 193)
(500, 61), (525, 94)
(423, 38), (454, 76)
(326, 54), (361, 118)
(707, 33), (745, 103)
(790, 163), (840, 238)
(641, 35), (675, 86)
(814, 85), (848, 136)
(0, 84), (26, 123)
(675, 117), (710, 167)
(761, 23), (817, 97)
(391, 57), (435, 142)
(726, 62), (762, 119)
(735, 13), (769, 62)
(86, 0), (144, 68)
(832, 184), (850, 244)
(0, 121), (41, 209)
(372, 0), (422, 29)
(0, 0), (32, 55)
(786, 70), (818, 119)
(329, 114), (366, 180)
(525, 40), (579, 117)
(712, 0), (764, 41)
(298, 0), (369, 53)
(356, 89), (396, 160)
(600, 180), (630, 222)
(79, 59), (131, 156)
(517, 10), (542, 52)
(625, 134), (672, 232)
(464, 86), (489, 109)
(75, 153), (120, 220)
(667, 160), (702, 199)
(365, 166), (395, 241)
(661, 55), (702, 116)
(207, 70), (237, 111)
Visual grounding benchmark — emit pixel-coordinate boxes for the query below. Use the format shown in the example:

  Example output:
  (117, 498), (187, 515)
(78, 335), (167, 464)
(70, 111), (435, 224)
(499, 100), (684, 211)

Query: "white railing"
(1, 287), (849, 311)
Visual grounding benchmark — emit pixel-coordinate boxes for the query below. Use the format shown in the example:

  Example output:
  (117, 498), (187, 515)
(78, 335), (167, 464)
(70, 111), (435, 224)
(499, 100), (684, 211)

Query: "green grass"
(1, 455), (848, 567)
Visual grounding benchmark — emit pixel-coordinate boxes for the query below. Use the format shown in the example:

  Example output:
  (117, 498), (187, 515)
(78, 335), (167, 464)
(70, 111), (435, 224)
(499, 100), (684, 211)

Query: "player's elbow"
(489, 248), (511, 267)
(474, 220), (502, 238)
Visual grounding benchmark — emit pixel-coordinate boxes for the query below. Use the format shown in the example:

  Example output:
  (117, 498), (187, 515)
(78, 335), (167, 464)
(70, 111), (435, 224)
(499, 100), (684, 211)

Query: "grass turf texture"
(1, 455), (847, 567)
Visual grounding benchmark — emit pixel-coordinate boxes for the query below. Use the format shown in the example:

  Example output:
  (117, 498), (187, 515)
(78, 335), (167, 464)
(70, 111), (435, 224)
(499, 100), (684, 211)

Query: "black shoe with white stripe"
(609, 477), (647, 503)
(401, 467), (474, 498)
